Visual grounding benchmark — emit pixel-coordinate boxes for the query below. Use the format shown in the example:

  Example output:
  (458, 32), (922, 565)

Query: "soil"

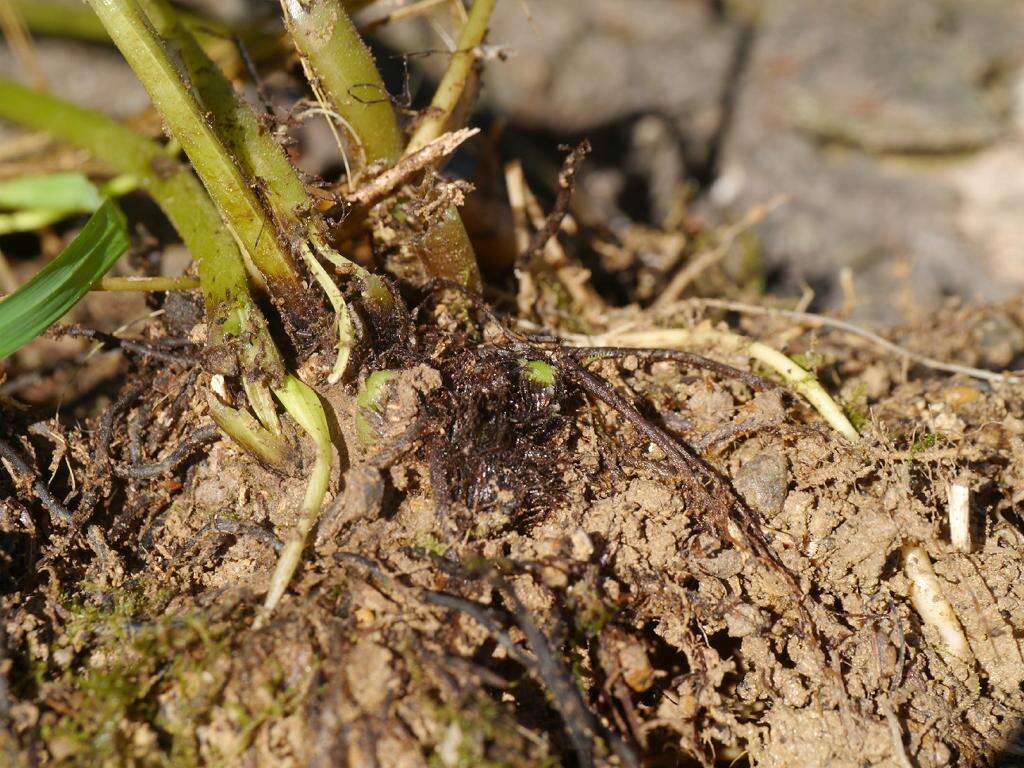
(386, 0), (1024, 320)
(3, 2), (1024, 768)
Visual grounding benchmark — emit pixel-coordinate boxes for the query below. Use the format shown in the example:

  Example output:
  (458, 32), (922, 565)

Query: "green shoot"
(406, 0), (497, 153)
(0, 200), (129, 358)
(744, 338), (860, 442)
(257, 375), (334, 623)
(1, 0), (500, 626)
(206, 388), (292, 473)
(297, 241), (355, 381)
(401, 0), (495, 290)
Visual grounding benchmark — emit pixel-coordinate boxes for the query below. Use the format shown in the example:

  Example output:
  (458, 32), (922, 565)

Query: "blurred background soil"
(385, 0), (1024, 323)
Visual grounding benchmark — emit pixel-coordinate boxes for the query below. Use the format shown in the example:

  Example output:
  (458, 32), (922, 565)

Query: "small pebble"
(733, 451), (789, 516)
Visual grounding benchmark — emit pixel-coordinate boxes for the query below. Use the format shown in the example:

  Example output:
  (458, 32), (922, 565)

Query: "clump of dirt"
(3, 285), (1024, 767)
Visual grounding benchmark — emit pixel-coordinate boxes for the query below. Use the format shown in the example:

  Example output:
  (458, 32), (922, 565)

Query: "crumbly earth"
(2, 295), (1023, 768)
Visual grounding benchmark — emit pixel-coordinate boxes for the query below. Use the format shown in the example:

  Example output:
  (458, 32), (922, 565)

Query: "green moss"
(909, 432), (937, 460)
(36, 586), (231, 767)
(841, 383), (869, 433)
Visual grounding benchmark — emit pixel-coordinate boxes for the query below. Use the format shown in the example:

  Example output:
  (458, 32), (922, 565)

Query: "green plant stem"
(405, 0), (496, 154)
(0, 78), (249, 334)
(401, 0), (493, 289)
(279, 0), (481, 289)
(279, 0), (405, 173)
(415, 205), (480, 290)
(140, 0), (310, 232)
(0, 77), (287, 430)
(140, 0), (362, 381)
(87, 0), (302, 297)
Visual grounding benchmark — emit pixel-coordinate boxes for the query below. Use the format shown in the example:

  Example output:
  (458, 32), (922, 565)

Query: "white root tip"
(902, 542), (973, 663)
(947, 483), (972, 553)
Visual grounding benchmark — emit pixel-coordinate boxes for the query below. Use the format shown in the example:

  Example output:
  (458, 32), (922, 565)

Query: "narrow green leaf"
(0, 199), (130, 359)
(0, 172), (137, 235)
(0, 208), (68, 236)
(0, 172), (104, 213)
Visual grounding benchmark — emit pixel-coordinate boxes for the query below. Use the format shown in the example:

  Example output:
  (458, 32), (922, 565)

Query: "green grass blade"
(0, 199), (129, 358)
(0, 208), (68, 236)
(0, 172), (137, 235)
(0, 172), (104, 212)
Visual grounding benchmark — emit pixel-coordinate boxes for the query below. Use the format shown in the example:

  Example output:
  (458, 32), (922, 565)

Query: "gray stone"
(733, 452), (789, 517)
